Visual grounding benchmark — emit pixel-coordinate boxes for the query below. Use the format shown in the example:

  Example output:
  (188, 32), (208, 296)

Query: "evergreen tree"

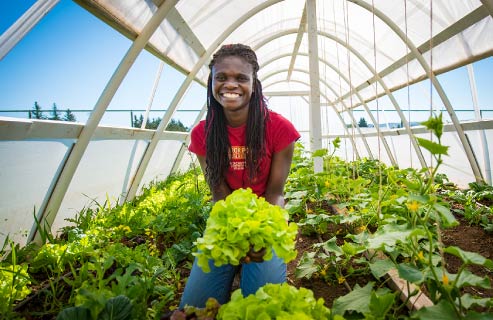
(148, 117), (160, 129)
(50, 103), (61, 120)
(31, 101), (46, 119)
(63, 109), (76, 122)
(132, 114), (188, 131)
(133, 114), (144, 128)
(358, 117), (368, 127)
(166, 119), (188, 132)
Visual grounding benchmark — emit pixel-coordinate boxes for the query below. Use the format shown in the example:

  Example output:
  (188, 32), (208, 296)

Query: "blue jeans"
(179, 251), (286, 308)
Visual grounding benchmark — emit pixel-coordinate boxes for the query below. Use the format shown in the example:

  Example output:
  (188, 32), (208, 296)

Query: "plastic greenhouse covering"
(1, 0), (493, 318)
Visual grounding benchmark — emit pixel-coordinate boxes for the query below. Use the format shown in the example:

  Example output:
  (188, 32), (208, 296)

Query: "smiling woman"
(211, 55), (254, 122)
(179, 43), (301, 309)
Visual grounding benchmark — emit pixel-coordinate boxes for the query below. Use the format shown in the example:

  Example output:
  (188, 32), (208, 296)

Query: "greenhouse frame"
(1, 0), (493, 319)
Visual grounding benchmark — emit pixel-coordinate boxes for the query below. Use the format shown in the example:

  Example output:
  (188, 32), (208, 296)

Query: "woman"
(179, 43), (300, 308)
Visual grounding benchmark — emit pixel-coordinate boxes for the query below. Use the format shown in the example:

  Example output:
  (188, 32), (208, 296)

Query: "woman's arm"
(263, 142), (296, 208)
(196, 154), (232, 202)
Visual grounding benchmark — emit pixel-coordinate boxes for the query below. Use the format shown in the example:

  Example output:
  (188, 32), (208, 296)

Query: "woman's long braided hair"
(205, 44), (269, 189)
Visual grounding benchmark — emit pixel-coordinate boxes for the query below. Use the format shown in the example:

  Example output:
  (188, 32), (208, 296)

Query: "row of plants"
(1, 114), (492, 319)
(284, 114), (493, 318)
(1, 168), (211, 319)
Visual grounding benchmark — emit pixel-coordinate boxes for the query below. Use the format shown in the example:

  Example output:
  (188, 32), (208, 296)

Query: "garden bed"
(287, 212), (493, 308)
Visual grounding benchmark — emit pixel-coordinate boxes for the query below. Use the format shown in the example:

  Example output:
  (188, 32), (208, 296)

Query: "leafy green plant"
(56, 295), (133, 320)
(332, 282), (396, 318)
(217, 283), (333, 319)
(194, 188), (298, 273)
(0, 241), (32, 316)
(365, 114), (493, 318)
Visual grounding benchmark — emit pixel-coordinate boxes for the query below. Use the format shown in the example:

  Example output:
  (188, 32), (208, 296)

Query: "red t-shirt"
(189, 111), (300, 196)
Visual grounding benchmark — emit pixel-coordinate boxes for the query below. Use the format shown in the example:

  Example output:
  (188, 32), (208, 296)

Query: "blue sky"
(0, 0), (205, 128)
(1, 1), (492, 128)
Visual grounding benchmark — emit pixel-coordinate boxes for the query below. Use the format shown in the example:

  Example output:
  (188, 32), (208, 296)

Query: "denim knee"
(179, 257), (238, 308)
(240, 250), (286, 297)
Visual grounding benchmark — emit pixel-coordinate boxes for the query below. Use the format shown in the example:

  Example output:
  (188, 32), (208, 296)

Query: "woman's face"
(211, 56), (254, 115)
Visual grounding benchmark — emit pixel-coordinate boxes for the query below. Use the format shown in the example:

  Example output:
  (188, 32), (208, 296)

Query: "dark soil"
(286, 211), (493, 311)
(441, 214), (493, 301)
(286, 231), (372, 309)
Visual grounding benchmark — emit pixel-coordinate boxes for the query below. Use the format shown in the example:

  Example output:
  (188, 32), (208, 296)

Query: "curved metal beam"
(253, 29), (425, 168)
(290, 52), (397, 165)
(349, 0), (483, 181)
(30, 0), (179, 244)
(264, 78), (362, 160)
(480, 0), (493, 18)
(261, 68), (370, 159)
(261, 52), (396, 165)
(0, 0), (60, 60)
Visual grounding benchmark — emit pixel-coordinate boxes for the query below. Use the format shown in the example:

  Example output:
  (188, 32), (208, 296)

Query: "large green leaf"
(367, 224), (413, 250)
(416, 137), (449, 155)
(98, 295), (133, 320)
(443, 246), (493, 268)
(433, 203), (458, 227)
(332, 282), (373, 315)
(411, 300), (458, 320)
(397, 262), (424, 284)
(314, 237), (342, 255)
(452, 269), (491, 289)
(369, 291), (396, 318)
(459, 293), (491, 309)
(56, 306), (92, 320)
(295, 252), (318, 279)
(369, 259), (394, 279)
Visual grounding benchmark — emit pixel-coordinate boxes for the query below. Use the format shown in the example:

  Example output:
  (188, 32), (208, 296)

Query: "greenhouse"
(1, 0), (493, 319)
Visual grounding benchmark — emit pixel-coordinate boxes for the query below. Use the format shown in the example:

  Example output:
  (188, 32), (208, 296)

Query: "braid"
(205, 75), (230, 189)
(205, 44), (270, 189)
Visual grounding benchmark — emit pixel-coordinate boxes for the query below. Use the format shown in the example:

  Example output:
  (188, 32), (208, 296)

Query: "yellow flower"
(306, 208), (313, 214)
(442, 274), (449, 286)
(417, 251), (424, 261)
(349, 207), (355, 213)
(338, 276), (346, 284)
(325, 180), (330, 188)
(407, 201), (420, 212)
(355, 225), (366, 233)
(80, 236), (90, 247)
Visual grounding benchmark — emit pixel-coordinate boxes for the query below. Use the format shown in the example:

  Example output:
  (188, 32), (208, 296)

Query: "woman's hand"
(242, 246), (266, 263)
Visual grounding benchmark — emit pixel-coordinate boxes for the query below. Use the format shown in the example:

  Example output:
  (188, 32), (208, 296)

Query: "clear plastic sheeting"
(138, 139), (185, 194)
(52, 139), (150, 235)
(0, 117), (189, 245)
(0, 140), (72, 246)
(76, 0), (492, 96)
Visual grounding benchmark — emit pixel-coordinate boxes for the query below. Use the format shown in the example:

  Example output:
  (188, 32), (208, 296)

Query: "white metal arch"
(261, 52), (397, 166)
(348, 0), (484, 181)
(29, 0), (180, 244)
(261, 68), (371, 159)
(264, 77), (362, 161)
(252, 29), (427, 168)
